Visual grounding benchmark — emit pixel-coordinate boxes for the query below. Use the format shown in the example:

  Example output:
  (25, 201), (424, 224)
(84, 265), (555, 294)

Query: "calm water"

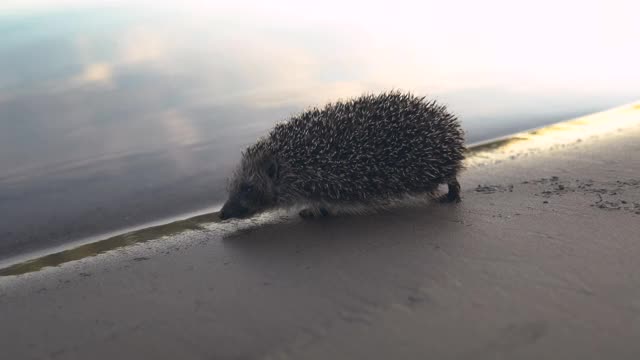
(0, 5), (637, 259)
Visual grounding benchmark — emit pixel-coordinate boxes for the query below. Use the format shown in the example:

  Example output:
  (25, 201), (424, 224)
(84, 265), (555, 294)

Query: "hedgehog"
(218, 91), (465, 220)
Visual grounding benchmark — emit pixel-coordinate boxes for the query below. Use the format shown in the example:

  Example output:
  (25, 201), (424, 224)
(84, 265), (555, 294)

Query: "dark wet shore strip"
(1, 102), (638, 277)
(0, 213), (222, 276)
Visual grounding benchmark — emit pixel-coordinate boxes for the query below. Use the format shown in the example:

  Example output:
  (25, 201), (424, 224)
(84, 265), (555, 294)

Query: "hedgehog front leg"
(299, 207), (330, 219)
(438, 178), (461, 203)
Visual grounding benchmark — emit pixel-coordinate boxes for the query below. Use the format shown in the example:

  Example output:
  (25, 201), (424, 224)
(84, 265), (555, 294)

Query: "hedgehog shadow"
(222, 201), (464, 260)
(216, 203), (467, 349)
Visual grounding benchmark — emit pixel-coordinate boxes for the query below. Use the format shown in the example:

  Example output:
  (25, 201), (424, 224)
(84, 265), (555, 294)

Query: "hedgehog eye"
(240, 184), (253, 194)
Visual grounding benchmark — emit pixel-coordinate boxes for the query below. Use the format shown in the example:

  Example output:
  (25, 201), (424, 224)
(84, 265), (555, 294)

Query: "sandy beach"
(1, 103), (639, 359)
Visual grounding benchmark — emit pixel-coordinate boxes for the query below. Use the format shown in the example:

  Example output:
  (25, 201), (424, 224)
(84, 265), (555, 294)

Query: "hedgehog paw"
(299, 207), (330, 219)
(438, 179), (461, 203)
(437, 193), (461, 203)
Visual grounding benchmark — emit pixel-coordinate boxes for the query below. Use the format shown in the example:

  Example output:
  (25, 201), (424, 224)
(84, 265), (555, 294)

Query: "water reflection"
(0, 5), (637, 259)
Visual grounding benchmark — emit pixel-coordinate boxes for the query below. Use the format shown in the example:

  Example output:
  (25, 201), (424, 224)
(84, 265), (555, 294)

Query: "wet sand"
(0, 104), (639, 359)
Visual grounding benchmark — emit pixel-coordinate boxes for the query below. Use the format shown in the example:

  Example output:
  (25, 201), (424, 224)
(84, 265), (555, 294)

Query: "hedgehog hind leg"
(299, 207), (330, 219)
(438, 178), (461, 203)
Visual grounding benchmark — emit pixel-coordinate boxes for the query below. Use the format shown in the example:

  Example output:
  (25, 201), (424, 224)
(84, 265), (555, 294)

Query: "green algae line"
(0, 212), (221, 277)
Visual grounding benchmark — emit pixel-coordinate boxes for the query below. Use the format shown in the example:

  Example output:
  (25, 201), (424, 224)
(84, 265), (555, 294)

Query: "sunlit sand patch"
(466, 102), (640, 167)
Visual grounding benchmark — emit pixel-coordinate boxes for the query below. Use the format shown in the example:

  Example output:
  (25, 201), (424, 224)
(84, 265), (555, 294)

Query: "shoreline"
(1, 101), (638, 277)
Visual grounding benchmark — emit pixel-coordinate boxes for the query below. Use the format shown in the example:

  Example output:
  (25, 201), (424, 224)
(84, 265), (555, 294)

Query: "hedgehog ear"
(265, 158), (278, 180)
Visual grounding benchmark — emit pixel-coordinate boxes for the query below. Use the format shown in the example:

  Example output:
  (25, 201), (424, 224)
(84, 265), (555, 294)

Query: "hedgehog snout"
(218, 209), (230, 220)
(219, 199), (250, 220)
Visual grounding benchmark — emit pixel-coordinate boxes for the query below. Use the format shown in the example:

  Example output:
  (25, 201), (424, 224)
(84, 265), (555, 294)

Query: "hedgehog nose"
(219, 210), (229, 220)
